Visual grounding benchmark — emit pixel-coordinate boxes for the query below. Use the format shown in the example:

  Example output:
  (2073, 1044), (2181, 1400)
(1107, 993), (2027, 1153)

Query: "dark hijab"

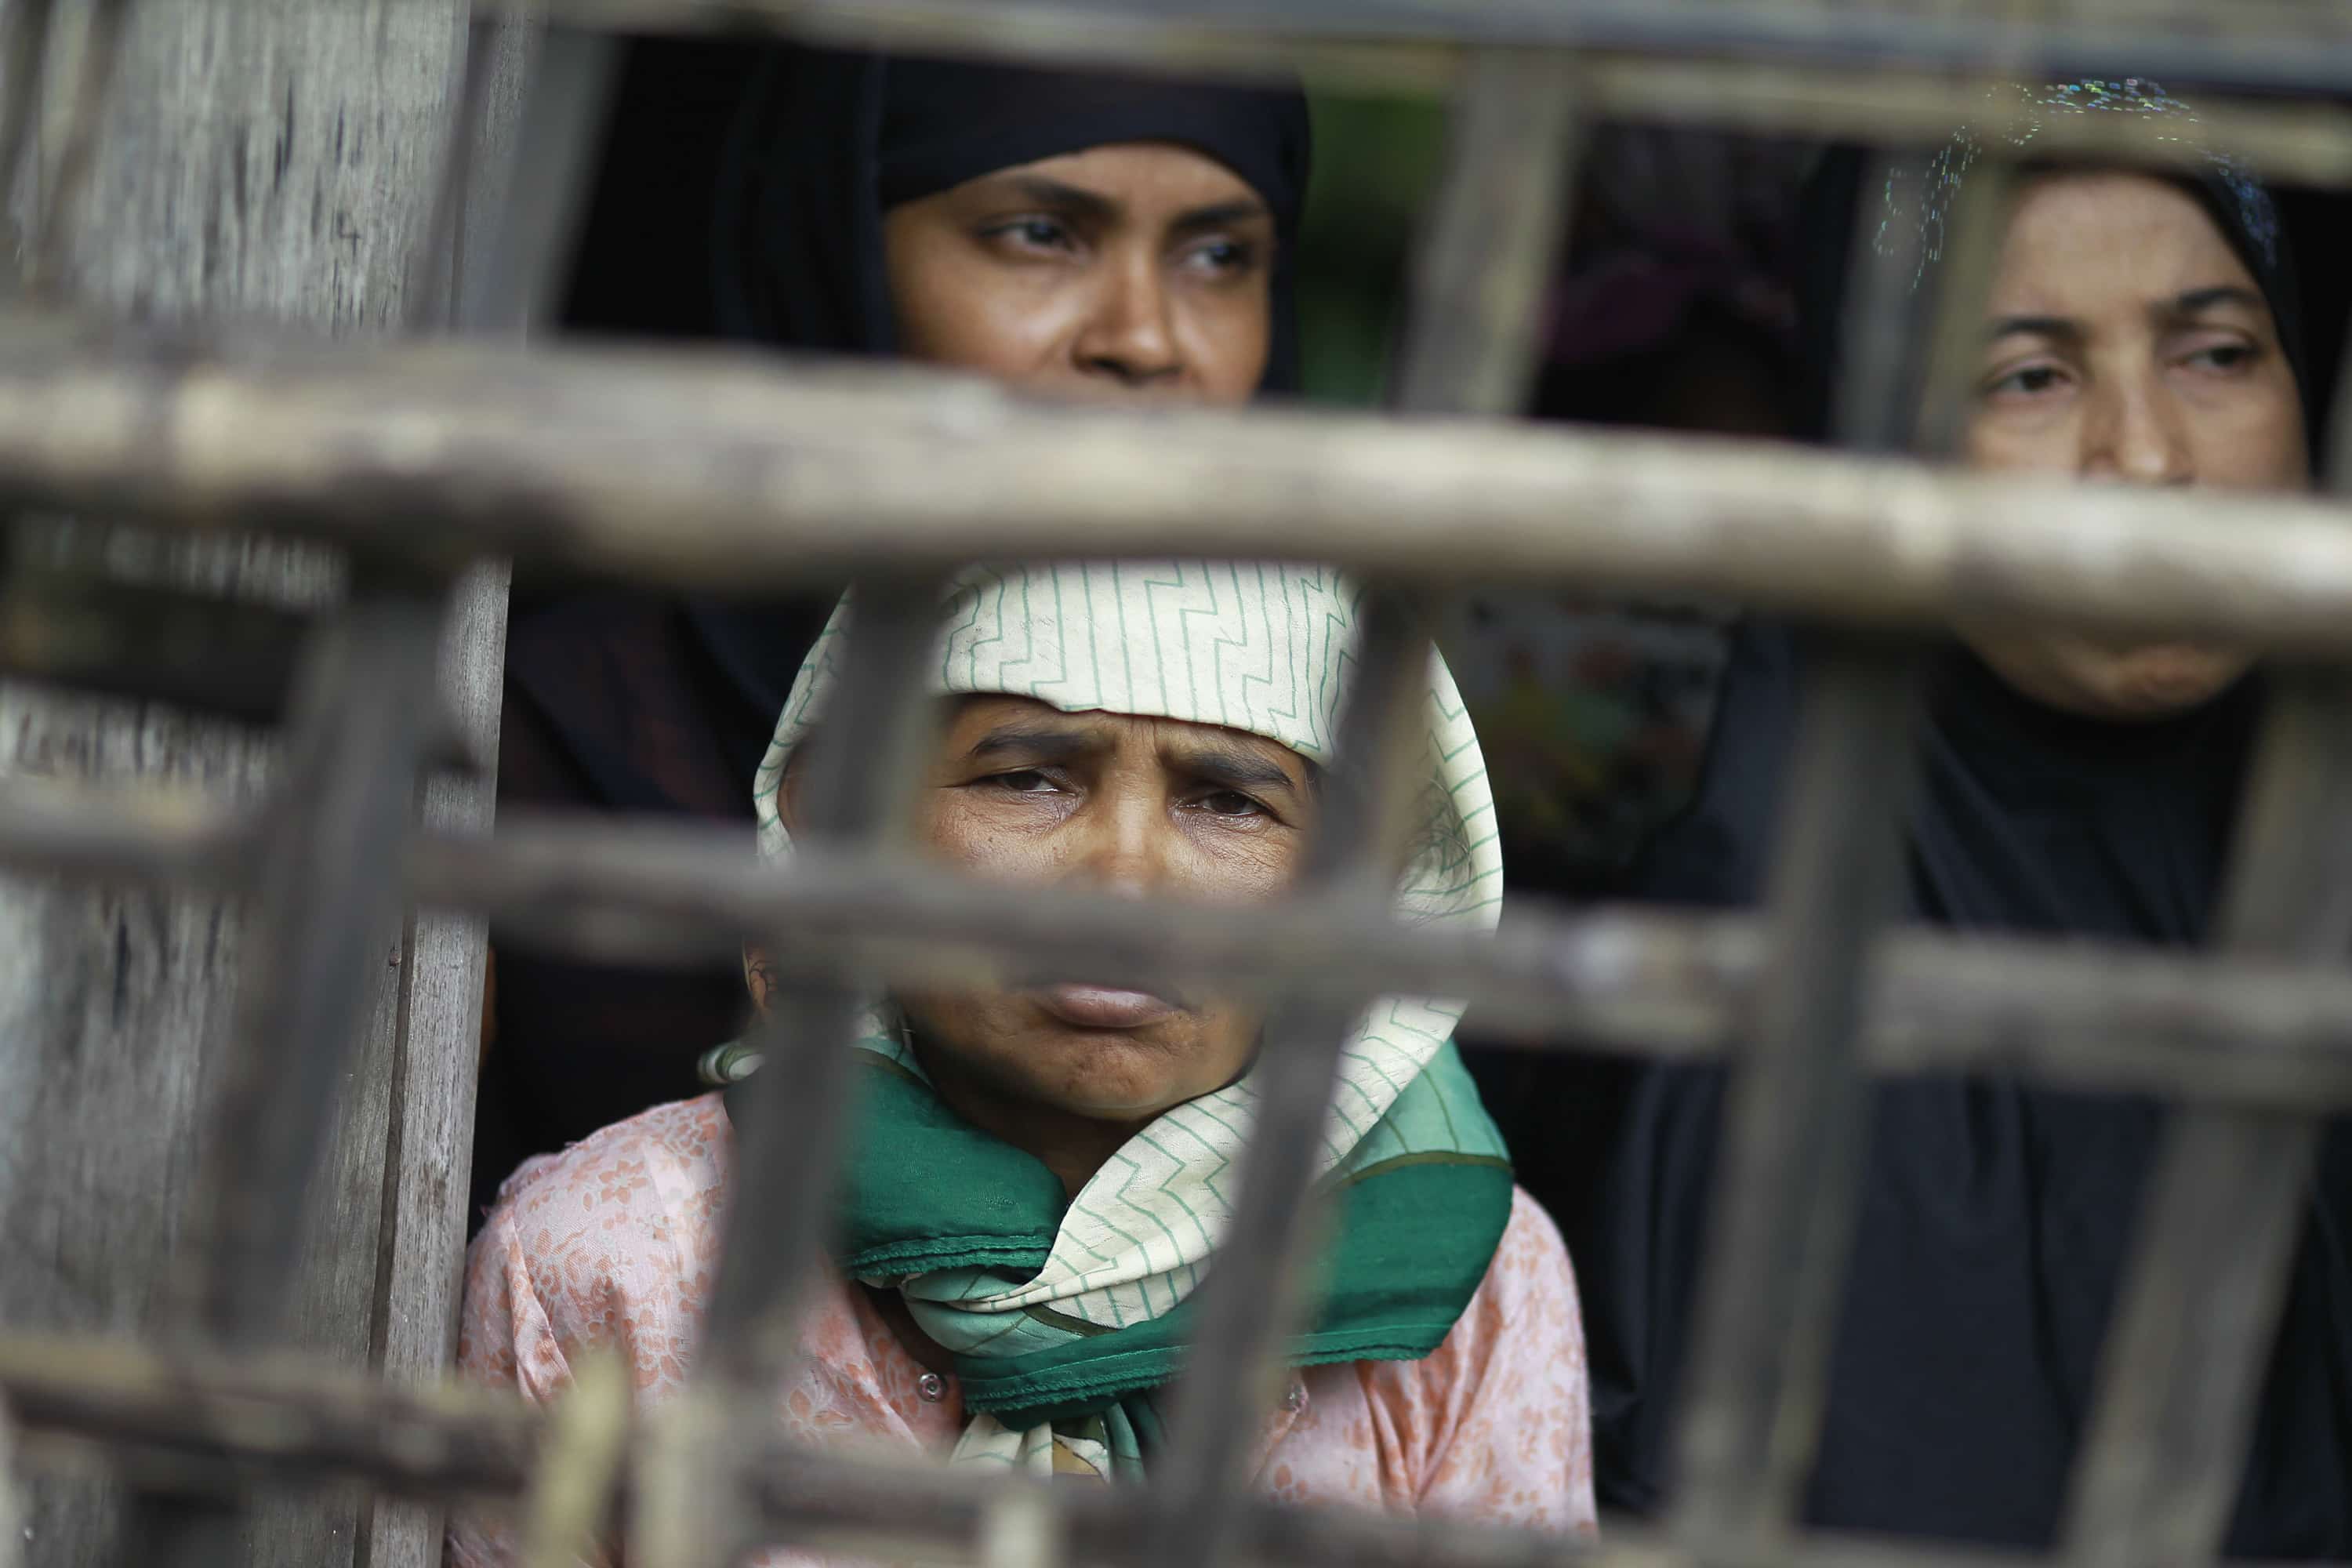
(1480, 83), (2352, 1555)
(477, 43), (1311, 1218)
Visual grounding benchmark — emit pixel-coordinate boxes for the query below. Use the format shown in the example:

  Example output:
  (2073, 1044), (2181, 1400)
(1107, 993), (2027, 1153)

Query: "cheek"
(1178, 285), (1272, 402)
(2194, 382), (2310, 490)
(888, 245), (1076, 379)
(1170, 823), (1303, 901)
(1965, 405), (2079, 474)
(920, 794), (1073, 881)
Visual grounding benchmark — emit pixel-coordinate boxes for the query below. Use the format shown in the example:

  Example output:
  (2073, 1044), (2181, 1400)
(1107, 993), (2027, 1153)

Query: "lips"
(1031, 984), (1181, 1030)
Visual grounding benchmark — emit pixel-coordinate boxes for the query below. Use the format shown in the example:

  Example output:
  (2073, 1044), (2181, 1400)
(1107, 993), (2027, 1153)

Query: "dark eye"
(1987, 363), (2066, 398)
(2187, 343), (2255, 372)
(1181, 238), (1256, 276)
(987, 216), (1076, 253)
(1199, 789), (1265, 818)
(991, 769), (1059, 794)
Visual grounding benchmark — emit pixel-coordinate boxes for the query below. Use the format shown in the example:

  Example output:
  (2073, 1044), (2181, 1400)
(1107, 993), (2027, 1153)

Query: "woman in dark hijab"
(477, 42), (1312, 1218)
(1483, 81), (2352, 1556)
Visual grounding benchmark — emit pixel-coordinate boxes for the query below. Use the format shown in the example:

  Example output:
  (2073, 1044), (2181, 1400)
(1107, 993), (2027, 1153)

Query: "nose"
(1072, 247), (1183, 391)
(2082, 367), (2193, 486)
(1065, 788), (1172, 897)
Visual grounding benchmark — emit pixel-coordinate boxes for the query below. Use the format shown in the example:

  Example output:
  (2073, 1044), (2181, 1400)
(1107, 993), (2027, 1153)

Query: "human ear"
(742, 943), (779, 1020)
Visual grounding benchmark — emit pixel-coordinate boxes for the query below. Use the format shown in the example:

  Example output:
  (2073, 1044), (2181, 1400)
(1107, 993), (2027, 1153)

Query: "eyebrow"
(2160, 284), (2267, 321)
(1002, 174), (1120, 223)
(1163, 740), (1308, 796)
(995, 176), (1271, 235)
(1986, 285), (2268, 347)
(964, 720), (1109, 766)
(963, 719), (1311, 794)
(1167, 198), (1273, 235)
(1986, 314), (2082, 347)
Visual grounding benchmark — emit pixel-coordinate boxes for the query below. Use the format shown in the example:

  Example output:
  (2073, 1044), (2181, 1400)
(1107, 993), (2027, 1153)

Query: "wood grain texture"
(22, 327), (2352, 654)
(0, 4), (499, 1565)
(365, 562), (504, 1568)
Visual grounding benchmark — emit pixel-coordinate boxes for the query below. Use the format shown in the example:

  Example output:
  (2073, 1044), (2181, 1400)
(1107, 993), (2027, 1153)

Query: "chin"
(974, 1015), (1214, 1124)
(2077, 644), (2252, 719)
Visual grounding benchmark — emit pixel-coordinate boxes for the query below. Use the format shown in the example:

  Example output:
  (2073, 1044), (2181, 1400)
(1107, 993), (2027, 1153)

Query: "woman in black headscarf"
(477, 42), (1312, 1218)
(1483, 82), (2352, 1556)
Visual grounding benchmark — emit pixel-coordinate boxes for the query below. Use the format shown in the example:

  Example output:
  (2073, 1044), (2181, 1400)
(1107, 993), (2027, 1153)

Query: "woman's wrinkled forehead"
(1987, 170), (2271, 319)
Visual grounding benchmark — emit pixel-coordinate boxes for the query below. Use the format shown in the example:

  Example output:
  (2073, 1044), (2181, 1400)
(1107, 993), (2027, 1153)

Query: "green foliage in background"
(1292, 86), (1451, 407)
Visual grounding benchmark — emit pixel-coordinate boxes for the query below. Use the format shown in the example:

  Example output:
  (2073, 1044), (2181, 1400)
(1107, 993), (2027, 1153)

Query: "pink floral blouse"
(447, 1093), (1595, 1565)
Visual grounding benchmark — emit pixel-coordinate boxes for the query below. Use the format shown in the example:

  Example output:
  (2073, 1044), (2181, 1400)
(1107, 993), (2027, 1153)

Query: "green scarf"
(738, 562), (1512, 1479)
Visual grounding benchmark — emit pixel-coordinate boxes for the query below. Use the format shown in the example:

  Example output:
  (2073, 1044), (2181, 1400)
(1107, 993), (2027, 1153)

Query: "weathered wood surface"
(9, 793), (2352, 1112)
(0, 3), (505, 1565)
(537, 0), (2352, 143)
(20, 326), (2352, 652)
(0, 1330), (2048, 1568)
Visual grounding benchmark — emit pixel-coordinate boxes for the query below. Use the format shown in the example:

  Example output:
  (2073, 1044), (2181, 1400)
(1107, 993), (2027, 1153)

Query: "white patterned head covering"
(753, 561), (1501, 933)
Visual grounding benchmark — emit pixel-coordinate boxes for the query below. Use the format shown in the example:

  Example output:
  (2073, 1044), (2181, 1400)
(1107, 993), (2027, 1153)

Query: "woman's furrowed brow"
(1166, 741), (1305, 794)
(963, 722), (1107, 764)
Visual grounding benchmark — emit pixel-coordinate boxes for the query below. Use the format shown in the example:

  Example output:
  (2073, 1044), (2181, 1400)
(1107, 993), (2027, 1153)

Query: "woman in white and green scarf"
(452, 562), (1595, 1566)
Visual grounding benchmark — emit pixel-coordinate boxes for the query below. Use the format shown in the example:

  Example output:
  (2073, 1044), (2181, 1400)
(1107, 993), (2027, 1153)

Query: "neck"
(912, 1044), (1145, 1197)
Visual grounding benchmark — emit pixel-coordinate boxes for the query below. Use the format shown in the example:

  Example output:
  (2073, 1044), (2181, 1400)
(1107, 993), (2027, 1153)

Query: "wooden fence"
(3, 1), (2350, 1566)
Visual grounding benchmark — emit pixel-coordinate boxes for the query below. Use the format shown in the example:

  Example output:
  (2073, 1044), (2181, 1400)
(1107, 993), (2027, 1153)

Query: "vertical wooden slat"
(1144, 49), (1579, 1568)
(360, 563), (507, 1568)
(460, 20), (615, 339)
(0, 1393), (18, 1568)
(2060, 673), (2352, 1568)
(1142, 591), (1428, 1568)
(20, 0), (120, 297)
(122, 582), (448, 1568)
(1669, 145), (2012, 1548)
(0, 0), (56, 265)
(360, 19), (598, 1559)
(1667, 639), (1918, 1548)
(632, 577), (946, 1568)
(186, 589), (448, 1349)
(1389, 50), (1583, 418)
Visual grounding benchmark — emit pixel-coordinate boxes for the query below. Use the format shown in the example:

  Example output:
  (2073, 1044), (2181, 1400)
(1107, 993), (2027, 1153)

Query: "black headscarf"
(479, 42), (1312, 1219)
(711, 49), (1309, 385)
(1479, 82), (2352, 1557)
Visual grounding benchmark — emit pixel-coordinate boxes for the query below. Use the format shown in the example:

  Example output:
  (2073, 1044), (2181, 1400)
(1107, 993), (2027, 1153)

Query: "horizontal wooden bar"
(531, 0), (2352, 121)
(0, 565), (485, 769)
(9, 325), (2352, 653)
(422, 817), (2352, 1110)
(2, 789), (2347, 1110)
(0, 1331), (2059, 1568)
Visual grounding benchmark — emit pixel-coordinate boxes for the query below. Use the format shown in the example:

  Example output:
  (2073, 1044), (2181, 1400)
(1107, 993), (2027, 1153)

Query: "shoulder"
(1446, 1185), (1582, 1357)
(1447, 1187), (1575, 1321)
(481, 1093), (733, 1273)
(1315, 1188), (1591, 1528)
(461, 1095), (738, 1403)
(1358, 1186), (1581, 1400)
